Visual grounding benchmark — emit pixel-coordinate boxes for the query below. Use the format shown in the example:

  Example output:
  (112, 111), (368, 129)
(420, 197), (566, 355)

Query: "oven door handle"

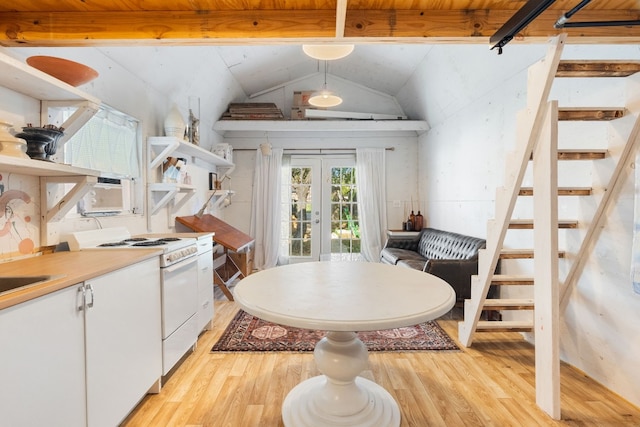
(164, 254), (198, 273)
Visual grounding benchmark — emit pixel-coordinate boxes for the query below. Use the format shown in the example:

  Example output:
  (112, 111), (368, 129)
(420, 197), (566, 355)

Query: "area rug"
(211, 310), (459, 352)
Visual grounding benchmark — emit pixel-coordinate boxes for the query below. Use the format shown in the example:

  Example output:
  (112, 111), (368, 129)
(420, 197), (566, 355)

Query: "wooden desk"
(234, 262), (456, 426)
(176, 214), (255, 300)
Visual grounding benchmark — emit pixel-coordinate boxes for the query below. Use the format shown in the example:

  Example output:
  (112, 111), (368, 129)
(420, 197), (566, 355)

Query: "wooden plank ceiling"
(0, 0), (639, 46)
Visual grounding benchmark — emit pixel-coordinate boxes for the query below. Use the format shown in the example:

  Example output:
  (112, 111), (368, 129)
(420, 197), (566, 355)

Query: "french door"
(282, 155), (361, 263)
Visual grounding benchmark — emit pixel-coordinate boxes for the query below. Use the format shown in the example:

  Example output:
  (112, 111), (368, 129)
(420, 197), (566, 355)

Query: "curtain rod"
(231, 147), (395, 152)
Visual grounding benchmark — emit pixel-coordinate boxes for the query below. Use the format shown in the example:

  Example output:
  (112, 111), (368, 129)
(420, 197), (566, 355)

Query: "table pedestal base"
(282, 331), (400, 427)
(282, 376), (400, 427)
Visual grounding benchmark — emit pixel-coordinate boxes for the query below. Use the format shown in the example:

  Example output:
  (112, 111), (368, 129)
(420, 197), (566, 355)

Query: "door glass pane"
(329, 167), (360, 261)
(288, 167), (312, 257)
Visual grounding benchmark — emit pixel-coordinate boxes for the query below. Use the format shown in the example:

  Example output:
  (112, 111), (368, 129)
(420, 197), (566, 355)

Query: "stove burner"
(158, 237), (181, 242)
(98, 241), (129, 247)
(132, 240), (168, 247)
(124, 237), (148, 242)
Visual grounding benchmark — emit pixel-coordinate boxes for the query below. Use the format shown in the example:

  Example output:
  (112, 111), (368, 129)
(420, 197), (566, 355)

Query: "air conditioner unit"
(77, 177), (127, 216)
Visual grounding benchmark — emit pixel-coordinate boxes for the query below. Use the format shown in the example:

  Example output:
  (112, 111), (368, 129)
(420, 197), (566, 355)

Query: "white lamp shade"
(308, 90), (343, 108)
(302, 44), (354, 60)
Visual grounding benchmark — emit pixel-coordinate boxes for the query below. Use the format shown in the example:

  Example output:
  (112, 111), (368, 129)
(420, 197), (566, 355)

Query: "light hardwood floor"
(122, 300), (640, 426)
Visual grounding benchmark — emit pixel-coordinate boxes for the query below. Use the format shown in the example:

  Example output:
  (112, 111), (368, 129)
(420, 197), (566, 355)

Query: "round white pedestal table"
(233, 261), (456, 427)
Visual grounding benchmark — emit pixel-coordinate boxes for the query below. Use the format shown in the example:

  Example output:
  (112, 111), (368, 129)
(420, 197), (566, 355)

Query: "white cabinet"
(0, 285), (87, 427)
(0, 257), (162, 427)
(196, 234), (214, 332)
(84, 257), (162, 427)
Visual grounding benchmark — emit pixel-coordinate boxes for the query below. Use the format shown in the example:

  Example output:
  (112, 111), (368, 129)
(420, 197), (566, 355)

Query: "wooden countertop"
(0, 249), (162, 310)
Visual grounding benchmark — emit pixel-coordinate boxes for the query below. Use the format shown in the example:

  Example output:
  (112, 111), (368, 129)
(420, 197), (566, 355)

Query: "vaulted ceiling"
(2, 1), (639, 111)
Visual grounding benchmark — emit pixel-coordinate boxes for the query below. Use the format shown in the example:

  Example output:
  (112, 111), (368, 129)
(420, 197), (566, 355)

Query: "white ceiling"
(90, 44), (434, 99)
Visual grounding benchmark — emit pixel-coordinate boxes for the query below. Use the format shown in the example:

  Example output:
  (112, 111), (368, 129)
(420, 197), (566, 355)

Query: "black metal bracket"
(490, 0), (557, 54)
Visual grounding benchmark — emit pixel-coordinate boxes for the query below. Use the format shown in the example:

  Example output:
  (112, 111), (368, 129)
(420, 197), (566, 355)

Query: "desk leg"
(213, 270), (235, 301)
(213, 248), (245, 301)
(282, 331), (400, 427)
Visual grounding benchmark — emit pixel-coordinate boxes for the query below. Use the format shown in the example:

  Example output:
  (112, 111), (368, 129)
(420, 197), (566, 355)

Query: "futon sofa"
(380, 227), (497, 302)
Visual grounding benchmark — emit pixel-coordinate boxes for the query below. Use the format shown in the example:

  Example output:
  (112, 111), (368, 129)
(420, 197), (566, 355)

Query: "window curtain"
(64, 107), (140, 178)
(250, 147), (283, 270)
(355, 148), (387, 262)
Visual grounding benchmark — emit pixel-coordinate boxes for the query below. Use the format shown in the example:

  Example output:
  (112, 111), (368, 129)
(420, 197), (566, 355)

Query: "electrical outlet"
(392, 200), (401, 208)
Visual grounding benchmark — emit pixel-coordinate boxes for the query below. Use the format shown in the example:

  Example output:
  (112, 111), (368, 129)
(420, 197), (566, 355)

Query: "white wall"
(400, 42), (640, 407)
(0, 46), (245, 256)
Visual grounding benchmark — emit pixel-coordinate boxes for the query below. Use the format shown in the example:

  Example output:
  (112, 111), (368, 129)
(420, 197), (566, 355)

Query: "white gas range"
(68, 227), (201, 376)
(68, 227), (199, 267)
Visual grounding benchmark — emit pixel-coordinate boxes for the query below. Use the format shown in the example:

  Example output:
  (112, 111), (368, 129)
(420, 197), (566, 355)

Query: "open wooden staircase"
(457, 35), (640, 418)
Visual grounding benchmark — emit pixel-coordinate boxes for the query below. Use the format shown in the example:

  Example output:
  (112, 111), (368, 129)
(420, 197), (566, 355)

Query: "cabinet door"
(84, 257), (162, 427)
(197, 249), (214, 332)
(0, 285), (86, 427)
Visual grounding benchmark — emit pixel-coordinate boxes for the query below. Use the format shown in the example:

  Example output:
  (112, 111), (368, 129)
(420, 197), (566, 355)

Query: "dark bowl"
(15, 132), (51, 143)
(19, 126), (64, 138)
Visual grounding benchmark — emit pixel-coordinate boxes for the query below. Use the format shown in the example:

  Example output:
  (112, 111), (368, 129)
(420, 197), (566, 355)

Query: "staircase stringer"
(459, 35), (566, 347)
(532, 100), (561, 419)
(560, 111), (640, 309)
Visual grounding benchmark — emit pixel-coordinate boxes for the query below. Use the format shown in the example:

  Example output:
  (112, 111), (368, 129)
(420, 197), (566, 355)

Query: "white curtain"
(355, 148), (387, 262)
(250, 147), (283, 270)
(64, 106), (140, 178)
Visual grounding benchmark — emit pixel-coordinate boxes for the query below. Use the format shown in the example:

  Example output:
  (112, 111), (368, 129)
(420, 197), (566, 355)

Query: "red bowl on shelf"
(26, 55), (99, 87)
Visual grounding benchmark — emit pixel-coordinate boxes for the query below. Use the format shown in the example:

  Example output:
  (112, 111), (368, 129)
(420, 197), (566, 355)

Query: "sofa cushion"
(380, 248), (427, 265)
(397, 259), (427, 270)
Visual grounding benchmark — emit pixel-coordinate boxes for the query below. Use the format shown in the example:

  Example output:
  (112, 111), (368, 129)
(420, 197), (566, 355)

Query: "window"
(60, 105), (142, 215)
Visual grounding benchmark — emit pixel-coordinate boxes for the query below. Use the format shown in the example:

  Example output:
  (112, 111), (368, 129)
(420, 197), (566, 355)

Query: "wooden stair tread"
(500, 249), (566, 259)
(509, 219), (578, 229)
(483, 299), (534, 310)
(476, 320), (534, 332)
(490, 275), (534, 285)
(558, 149), (607, 160)
(530, 149), (607, 160)
(519, 187), (592, 196)
(558, 107), (625, 121)
(556, 60), (640, 78)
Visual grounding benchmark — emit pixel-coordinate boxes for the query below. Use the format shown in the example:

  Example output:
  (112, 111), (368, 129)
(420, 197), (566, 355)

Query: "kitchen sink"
(0, 275), (61, 296)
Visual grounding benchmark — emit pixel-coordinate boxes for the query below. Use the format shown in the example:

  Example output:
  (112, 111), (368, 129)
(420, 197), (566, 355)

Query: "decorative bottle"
(409, 211), (416, 231)
(414, 211), (424, 231)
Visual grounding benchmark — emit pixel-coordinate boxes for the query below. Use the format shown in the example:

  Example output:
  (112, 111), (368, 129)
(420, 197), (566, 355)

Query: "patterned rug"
(211, 310), (459, 352)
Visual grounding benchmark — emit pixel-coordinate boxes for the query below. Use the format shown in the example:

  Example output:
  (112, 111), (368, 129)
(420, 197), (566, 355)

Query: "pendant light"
(308, 61), (343, 108)
(302, 44), (354, 60)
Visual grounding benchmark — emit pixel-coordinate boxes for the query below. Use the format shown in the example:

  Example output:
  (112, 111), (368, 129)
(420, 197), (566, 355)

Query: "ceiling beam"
(1, 9), (639, 47)
(345, 9), (640, 41)
(336, 0), (348, 38)
(0, 10), (338, 46)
